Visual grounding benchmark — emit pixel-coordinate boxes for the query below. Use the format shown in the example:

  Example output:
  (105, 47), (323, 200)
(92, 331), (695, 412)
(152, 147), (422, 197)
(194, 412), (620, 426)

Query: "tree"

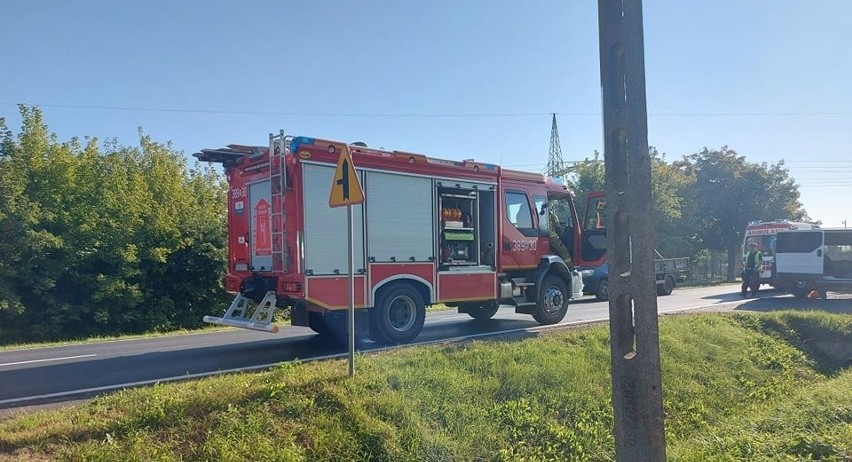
(0, 106), (68, 339)
(0, 105), (228, 343)
(566, 150), (605, 218)
(678, 147), (806, 281)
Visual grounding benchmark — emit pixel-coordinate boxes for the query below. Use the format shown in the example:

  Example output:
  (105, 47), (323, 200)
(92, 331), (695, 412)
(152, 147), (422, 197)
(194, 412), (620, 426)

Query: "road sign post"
(329, 144), (365, 377)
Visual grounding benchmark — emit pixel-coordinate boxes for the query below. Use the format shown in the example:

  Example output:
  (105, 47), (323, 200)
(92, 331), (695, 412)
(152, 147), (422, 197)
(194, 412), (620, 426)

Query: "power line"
(0, 103), (572, 118)
(3, 102), (852, 118)
(651, 111), (852, 117)
(785, 160), (852, 164)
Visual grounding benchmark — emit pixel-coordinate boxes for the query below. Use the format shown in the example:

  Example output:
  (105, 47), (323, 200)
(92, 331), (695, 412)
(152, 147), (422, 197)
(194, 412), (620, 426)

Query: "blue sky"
(2, 1), (850, 227)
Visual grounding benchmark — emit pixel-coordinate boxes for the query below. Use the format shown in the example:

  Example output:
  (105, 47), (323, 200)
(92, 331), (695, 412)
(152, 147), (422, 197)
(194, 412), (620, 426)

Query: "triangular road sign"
(329, 144), (365, 207)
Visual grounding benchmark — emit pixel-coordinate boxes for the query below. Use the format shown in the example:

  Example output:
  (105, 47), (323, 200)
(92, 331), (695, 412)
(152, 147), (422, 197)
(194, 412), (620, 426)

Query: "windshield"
(744, 234), (776, 257)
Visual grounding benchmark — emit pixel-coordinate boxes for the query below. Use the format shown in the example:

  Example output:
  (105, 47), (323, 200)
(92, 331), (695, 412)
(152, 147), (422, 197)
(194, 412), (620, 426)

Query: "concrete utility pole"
(597, 1), (667, 460)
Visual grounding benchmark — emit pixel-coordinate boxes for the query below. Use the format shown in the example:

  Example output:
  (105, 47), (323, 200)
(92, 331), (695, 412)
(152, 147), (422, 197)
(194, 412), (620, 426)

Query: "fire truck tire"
(533, 274), (569, 325)
(308, 311), (352, 345)
(370, 283), (426, 344)
(308, 312), (332, 336)
(462, 301), (500, 320)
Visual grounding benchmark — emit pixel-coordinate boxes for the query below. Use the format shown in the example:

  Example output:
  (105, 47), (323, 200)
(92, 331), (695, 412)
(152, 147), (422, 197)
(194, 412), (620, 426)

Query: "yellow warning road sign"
(329, 144), (365, 207)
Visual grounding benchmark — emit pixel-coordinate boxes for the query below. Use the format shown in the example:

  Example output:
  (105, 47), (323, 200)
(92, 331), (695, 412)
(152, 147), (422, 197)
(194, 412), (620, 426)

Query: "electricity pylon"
(546, 113), (570, 179)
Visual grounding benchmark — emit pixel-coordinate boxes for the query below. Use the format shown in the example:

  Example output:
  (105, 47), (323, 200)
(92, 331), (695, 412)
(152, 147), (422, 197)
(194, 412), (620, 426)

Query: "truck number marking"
(512, 240), (537, 251)
(231, 187), (247, 200)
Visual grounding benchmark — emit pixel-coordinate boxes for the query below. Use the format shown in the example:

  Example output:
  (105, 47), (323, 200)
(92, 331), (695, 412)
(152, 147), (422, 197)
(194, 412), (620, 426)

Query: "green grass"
(1, 310), (850, 461)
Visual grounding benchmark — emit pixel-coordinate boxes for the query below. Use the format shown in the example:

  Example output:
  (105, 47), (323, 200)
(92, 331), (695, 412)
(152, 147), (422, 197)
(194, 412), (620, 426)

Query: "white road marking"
(0, 354), (96, 368)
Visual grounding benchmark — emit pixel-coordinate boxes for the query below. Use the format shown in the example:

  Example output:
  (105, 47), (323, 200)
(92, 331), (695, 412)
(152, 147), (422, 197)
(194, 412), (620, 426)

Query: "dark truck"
(575, 192), (689, 301)
(577, 253), (690, 301)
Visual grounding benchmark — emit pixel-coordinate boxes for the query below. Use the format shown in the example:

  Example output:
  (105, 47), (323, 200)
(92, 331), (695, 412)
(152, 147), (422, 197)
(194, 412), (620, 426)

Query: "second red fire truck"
(194, 132), (606, 344)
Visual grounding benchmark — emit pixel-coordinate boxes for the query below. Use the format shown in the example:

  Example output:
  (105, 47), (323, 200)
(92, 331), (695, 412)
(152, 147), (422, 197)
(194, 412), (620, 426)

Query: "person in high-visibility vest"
(741, 241), (763, 298)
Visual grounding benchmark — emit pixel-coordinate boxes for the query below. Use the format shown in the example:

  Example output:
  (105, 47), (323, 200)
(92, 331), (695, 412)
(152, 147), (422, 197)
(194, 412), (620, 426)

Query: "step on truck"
(194, 132), (606, 344)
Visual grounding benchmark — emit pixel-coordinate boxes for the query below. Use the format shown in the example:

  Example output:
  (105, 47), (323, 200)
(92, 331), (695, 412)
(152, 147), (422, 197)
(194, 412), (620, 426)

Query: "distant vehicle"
(578, 253), (690, 301)
(774, 228), (852, 298)
(742, 220), (818, 285)
(576, 192), (689, 301)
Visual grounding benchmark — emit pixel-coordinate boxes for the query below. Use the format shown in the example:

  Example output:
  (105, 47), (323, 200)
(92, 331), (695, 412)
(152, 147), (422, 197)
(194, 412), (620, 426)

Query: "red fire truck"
(194, 132), (605, 344)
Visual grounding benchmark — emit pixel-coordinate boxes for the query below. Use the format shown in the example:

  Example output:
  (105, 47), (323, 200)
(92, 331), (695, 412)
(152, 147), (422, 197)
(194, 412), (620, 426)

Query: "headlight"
(234, 262), (249, 272)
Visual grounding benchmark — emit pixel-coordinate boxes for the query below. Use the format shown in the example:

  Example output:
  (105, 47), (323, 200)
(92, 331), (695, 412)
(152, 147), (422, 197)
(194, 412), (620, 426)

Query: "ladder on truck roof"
(269, 130), (290, 272)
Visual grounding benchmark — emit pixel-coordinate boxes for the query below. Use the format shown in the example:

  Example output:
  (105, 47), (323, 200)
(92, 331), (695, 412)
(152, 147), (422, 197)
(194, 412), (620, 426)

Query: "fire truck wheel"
(462, 301), (500, 320)
(533, 274), (570, 325)
(308, 312), (332, 336)
(370, 283), (426, 344)
(308, 311), (351, 345)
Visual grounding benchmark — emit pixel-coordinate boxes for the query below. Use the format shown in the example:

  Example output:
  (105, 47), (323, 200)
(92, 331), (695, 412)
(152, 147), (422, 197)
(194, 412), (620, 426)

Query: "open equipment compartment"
(436, 183), (496, 270)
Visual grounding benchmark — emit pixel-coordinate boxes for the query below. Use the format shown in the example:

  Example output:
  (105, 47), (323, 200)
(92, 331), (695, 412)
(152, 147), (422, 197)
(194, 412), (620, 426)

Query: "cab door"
(500, 187), (543, 270)
(579, 191), (608, 266)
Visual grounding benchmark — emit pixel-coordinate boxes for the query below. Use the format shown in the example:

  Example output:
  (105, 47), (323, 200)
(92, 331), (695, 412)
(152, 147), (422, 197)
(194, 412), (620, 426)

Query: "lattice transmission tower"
(545, 113), (569, 179)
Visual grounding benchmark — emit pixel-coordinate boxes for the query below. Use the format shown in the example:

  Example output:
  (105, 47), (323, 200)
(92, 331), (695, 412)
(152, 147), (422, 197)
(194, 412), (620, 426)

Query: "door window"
(534, 195), (548, 234)
(777, 232), (822, 253)
(505, 192), (534, 232)
(584, 196), (607, 230)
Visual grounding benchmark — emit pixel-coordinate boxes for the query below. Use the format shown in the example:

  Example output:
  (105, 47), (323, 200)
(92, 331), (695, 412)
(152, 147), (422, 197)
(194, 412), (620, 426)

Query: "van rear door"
(775, 230), (823, 278)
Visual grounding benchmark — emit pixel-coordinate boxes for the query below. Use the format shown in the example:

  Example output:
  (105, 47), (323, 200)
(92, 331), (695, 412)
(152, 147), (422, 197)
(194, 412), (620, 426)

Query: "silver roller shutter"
(365, 171), (434, 262)
(302, 163), (365, 275)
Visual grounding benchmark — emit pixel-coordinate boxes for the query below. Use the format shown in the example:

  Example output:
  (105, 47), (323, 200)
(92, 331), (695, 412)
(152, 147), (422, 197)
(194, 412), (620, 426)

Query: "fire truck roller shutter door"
(302, 163), (365, 275)
(365, 171), (433, 262)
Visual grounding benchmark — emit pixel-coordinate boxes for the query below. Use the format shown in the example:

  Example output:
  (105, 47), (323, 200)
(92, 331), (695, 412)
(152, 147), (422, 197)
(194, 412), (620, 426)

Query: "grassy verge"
(1, 310), (850, 461)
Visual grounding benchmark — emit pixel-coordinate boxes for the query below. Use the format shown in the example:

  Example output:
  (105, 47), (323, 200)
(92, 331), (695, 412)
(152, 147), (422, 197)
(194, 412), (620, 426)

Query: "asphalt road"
(2, 284), (850, 415)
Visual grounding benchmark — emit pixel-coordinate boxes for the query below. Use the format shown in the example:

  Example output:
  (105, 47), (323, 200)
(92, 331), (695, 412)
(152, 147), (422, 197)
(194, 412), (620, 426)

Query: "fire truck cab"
(194, 132), (600, 344)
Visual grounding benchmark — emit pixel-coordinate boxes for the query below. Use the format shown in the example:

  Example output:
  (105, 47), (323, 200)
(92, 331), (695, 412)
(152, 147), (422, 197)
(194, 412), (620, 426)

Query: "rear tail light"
(282, 282), (303, 292)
